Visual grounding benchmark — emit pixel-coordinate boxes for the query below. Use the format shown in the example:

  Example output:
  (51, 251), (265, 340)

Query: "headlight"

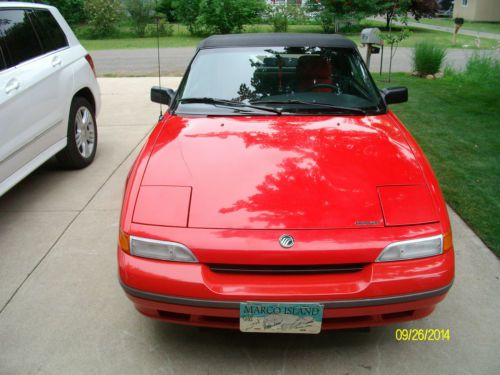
(376, 234), (444, 262)
(128, 235), (198, 262)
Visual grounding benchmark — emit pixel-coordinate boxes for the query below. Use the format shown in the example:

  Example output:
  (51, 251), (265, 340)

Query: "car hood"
(139, 114), (428, 230)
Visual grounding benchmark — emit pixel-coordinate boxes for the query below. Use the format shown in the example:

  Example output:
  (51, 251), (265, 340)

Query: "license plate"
(240, 302), (323, 334)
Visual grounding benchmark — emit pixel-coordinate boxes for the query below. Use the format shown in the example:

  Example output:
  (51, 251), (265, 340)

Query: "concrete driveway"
(0, 78), (499, 375)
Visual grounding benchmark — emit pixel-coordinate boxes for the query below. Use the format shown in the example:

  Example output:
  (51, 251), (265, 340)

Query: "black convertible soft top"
(198, 33), (357, 50)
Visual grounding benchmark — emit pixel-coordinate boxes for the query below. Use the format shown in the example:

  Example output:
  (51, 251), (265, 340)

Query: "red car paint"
(118, 109), (454, 329)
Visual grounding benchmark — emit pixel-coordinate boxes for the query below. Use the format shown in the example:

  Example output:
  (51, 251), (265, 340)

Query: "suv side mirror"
(382, 87), (408, 105)
(151, 86), (176, 106)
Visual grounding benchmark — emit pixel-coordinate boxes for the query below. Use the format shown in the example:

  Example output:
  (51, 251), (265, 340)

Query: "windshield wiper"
(179, 97), (282, 115)
(250, 99), (367, 115)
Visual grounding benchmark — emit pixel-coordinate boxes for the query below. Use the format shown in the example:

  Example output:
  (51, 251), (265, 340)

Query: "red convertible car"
(118, 34), (454, 333)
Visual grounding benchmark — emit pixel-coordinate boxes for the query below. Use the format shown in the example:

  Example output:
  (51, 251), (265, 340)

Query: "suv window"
(30, 9), (68, 52)
(0, 9), (43, 67)
(0, 44), (7, 71)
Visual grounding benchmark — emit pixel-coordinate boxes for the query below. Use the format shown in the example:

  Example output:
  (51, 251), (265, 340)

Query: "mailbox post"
(361, 28), (382, 70)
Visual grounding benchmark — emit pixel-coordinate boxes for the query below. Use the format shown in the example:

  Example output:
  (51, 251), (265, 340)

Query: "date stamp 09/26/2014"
(395, 328), (451, 342)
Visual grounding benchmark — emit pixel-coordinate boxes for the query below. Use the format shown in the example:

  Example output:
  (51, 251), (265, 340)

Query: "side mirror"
(151, 86), (176, 106)
(382, 87), (408, 105)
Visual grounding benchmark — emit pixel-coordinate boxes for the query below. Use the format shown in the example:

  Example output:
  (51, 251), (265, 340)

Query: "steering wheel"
(305, 83), (339, 93)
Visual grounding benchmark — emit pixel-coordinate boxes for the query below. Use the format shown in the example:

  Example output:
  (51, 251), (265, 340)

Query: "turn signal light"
(443, 231), (453, 252)
(118, 230), (130, 254)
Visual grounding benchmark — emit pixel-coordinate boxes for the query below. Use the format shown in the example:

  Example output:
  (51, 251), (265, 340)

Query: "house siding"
(453, 0), (500, 22)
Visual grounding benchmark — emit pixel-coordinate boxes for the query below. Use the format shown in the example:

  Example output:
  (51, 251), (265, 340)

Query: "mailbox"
(360, 28), (383, 70)
(361, 28), (382, 45)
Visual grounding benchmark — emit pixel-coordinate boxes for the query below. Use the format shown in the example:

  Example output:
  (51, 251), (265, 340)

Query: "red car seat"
(296, 55), (332, 93)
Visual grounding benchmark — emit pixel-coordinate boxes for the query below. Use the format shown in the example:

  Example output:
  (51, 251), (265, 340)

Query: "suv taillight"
(85, 54), (97, 78)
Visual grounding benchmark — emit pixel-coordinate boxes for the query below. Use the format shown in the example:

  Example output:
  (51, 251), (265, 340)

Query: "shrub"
(144, 19), (174, 37)
(125, 0), (155, 37)
(463, 54), (500, 83)
(272, 14), (288, 32)
(84, 0), (122, 38)
(445, 54), (500, 89)
(268, 5), (288, 32)
(319, 9), (335, 33)
(413, 41), (447, 76)
(266, 4), (307, 32)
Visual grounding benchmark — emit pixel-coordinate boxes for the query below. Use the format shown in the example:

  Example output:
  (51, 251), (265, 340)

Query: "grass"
(78, 21), (499, 51)
(375, 69), (500, 256)
(418, 18), (500, 34)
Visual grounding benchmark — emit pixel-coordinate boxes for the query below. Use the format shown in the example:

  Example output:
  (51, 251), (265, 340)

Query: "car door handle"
(52, 56), (62, 67)
(5, 79), (20, 94)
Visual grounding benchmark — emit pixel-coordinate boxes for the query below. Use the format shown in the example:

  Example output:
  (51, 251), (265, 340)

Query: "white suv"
(0, 2), (101, 196)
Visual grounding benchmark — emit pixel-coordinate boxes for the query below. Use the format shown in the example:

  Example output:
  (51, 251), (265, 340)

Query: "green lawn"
(376, 73), (500, 256)
(79, 22), (499, 51)
(418, 18), (500, 34)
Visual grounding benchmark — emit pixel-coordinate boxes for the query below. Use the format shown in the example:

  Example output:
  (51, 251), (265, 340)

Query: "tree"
(303, 0), (322, 12)
(318, 0), (378, 32)
(174, 0), (202, 35)
(84, 0), (122, 38)
(304, 0), (333, 32)
(378, 0), (437, 29)
(409, 0), (438, 21)
(125, 0), (155, 37)
(328, 0), (376, 19)
(43, 0), (86, 25)
(197, 0), (266, 35)
(377, 0), (410, 29)
(157, 0), (177, 22)
(380, 15), (411, 82)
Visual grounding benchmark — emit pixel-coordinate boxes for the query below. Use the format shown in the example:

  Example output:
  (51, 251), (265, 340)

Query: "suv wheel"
(57, 97), (97, 169)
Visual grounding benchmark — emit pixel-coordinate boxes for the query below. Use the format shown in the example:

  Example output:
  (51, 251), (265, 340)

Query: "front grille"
(208, 263), (366, 275)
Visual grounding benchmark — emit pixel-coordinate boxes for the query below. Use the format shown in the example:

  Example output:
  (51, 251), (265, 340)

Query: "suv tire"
(57, 96), (97, 169)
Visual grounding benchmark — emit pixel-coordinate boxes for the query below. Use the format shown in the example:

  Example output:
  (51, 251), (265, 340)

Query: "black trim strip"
(208, 263), (366, 275)
(120, 280), (453, 309)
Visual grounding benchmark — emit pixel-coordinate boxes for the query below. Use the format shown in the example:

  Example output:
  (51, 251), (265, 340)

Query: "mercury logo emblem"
(279, 234), (294, 248)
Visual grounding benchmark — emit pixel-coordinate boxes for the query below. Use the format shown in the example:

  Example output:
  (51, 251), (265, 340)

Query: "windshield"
(174, 46), (385, 116)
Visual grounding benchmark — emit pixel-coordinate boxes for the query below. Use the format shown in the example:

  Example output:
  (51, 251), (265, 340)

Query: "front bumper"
(118, 249), (454, 329)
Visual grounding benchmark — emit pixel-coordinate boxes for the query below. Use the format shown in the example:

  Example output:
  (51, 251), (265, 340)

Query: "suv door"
(0, 8), (71, 185)
(29, 8), (74, 147)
